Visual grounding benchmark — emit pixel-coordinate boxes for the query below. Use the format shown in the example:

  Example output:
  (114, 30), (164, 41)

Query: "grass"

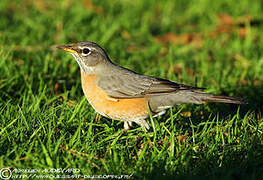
(0, 0), (263, 179)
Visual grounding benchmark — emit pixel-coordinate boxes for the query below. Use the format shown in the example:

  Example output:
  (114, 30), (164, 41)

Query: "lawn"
(0, 0), (263, 179)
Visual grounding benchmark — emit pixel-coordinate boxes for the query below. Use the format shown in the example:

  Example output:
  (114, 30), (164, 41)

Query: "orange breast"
(80, 72), (149, 120)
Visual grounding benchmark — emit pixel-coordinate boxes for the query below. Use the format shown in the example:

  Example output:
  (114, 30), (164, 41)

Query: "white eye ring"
(82, 48), (91, 56)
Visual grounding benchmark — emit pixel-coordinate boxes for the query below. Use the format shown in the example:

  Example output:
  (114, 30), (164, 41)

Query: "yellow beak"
(56, 45), (78, 54)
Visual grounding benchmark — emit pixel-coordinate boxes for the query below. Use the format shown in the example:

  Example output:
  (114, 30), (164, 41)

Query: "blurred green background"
(0, 0), (263, 179)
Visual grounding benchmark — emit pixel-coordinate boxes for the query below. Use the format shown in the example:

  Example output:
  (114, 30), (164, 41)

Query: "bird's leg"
(123, 121), (130, 131)
(133, 119), (150, 132)
(122, 121), (134, 132)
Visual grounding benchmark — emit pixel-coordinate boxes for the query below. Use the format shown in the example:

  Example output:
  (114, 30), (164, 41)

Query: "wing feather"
(97, 68), (203, 99)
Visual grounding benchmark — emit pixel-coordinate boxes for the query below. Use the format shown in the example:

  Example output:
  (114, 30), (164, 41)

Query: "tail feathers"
(149, 90), (247, 114)
(196, 92), (247, 104)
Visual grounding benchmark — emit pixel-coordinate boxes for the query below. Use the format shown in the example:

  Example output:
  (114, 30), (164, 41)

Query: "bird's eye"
(82, 48), (91, 55)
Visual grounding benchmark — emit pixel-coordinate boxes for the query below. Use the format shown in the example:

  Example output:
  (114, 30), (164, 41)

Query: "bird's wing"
(97, 69), (203, 99)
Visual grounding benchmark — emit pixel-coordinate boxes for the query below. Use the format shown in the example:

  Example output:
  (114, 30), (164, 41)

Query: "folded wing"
(97, 68), (203, 99)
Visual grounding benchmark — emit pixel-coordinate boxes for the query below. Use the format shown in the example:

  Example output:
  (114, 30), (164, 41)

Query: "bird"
(56, 41), (245, 131)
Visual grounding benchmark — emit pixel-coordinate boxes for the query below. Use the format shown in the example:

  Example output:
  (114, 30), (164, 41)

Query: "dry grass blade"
(60, 144), (101, 169)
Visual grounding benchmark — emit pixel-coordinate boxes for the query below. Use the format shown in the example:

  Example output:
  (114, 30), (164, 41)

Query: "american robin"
(57, 41), (245, 131)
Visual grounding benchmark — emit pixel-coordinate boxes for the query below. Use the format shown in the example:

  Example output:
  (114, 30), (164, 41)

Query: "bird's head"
(57, 41), (112, 74)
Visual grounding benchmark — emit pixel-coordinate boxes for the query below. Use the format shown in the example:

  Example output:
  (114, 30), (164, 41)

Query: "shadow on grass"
(147, 143), (263, 179)
(144, 85), (263, 179)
